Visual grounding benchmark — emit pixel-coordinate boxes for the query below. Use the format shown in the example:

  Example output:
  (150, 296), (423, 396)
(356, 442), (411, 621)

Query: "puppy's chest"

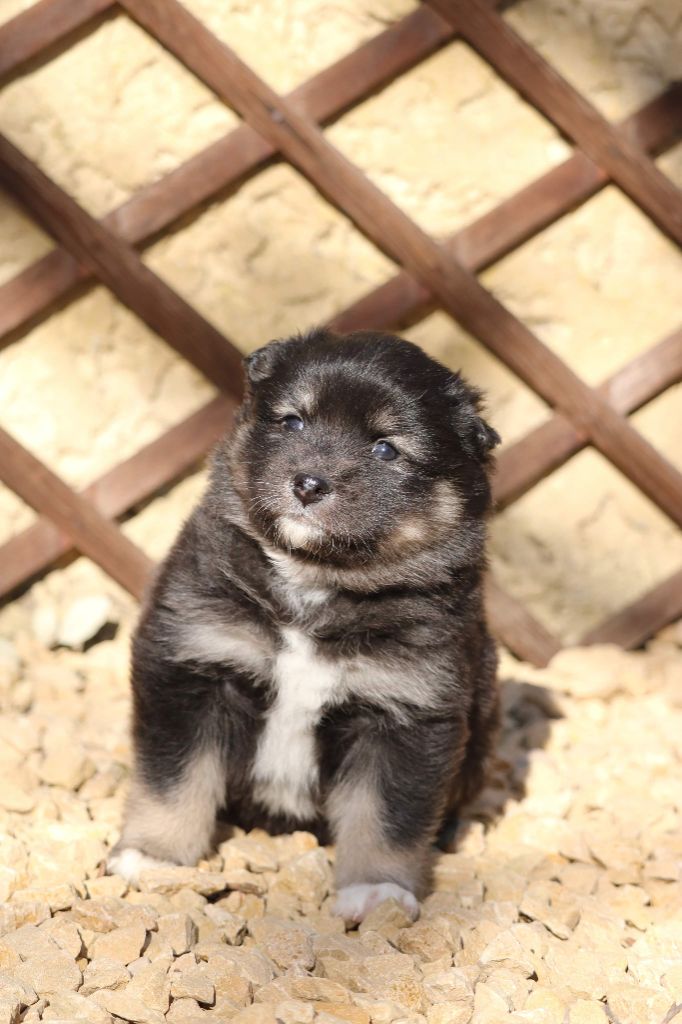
(251, 626), (347, 820)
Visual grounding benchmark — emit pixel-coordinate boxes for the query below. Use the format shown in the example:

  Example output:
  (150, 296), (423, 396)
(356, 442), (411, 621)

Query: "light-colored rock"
(81, 957), (131, 996)
(358, 899), (419, 944)
(88, 923), (147, 964)
(249, 917), (315, 971)
(256, 976), (350, 1006)
(126, 959), (172, 1013)
(170, 969), (216, 1006)
(230, 1007), (278, 1024)
(92, 988), (166, 1024)
(91, 991), (164, 1024)
(202, 904), (246, 944)
(0, 782), (35, 813)
(396, 918), (455, 963)
(360, 954), (426, 1012)
(567, 1001), (608, 1024)
(316, 1005), (370, 1024)
(156, 912), (197, 955)
(165, 996), (207, 1022)
(85, 875), (128, 900)
(38, 745), (94, 791)
(268, 848), (332, 906)
(226, 836), (279, 873)
(58, 595), (112, 649)
(138, 867), (229, 897)
(39, 916), (84, 958)
(519, 880), (580, 939)
(0, 975), (37, 1010)
(14, 882), (78, 911)
(42, 990), (114, 1023)
(15, 950), (82, 996)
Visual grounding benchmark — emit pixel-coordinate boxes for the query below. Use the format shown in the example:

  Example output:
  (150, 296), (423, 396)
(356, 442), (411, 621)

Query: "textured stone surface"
(0, 637), (680, 1022)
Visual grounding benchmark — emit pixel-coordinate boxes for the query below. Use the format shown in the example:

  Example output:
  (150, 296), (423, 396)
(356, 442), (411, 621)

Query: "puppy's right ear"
(244, 339), (287, 384)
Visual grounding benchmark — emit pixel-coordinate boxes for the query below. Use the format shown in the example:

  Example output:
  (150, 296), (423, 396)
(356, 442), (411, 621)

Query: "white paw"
(106, 846), (171, 886)
(333, 882), (419, 924)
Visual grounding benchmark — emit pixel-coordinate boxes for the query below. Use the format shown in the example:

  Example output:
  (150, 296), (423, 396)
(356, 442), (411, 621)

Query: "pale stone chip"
(0, 782), (36, 813)
(249, 917), (315, 971)
(14, 882), (78, 912)
(58, 595), (113, 649)
(15, 950), (82, 997)
(170, 969), (216, 1005)
(138, 867), (229, 897)
(396, 917), (455, 962)
(126, 959), (172, 1013)
(88, 923), (147, 965)
(0, 974), (37, 1009)
(42, 990), (114, 1023)
(39, 917), (84, 959)
(38, 746), (95, 791)
(165, 996), (208, 1022)
(71, 897), (157, 933)
(156, 912), (197, 955)
(91, 989), (166, 1024)
(80, 957), (131, 996)
(202, 904), (246, 945)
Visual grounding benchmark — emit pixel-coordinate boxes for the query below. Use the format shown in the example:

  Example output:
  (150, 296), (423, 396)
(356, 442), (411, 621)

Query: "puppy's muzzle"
(293, 472), (333, 507)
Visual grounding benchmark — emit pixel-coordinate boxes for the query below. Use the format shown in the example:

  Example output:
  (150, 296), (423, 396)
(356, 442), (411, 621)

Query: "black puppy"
(108, 329), (499, 922)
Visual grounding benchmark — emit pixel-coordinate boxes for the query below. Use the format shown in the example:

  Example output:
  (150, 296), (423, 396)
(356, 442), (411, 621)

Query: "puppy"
(108, 328), (500, 923)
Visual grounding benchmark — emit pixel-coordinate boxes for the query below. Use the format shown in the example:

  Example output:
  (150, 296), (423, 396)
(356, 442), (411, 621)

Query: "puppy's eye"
(280, 414), (304, 432)
(372, 439), (398, 461)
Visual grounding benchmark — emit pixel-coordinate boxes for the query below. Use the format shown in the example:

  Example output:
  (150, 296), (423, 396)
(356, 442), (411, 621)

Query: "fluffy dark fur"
(109, 328), (500, 922)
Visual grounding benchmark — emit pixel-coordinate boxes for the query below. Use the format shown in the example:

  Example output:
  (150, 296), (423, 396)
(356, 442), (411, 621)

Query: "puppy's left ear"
(466, 416), (501, 459)
(244, 339), (287, 384)
(447, 375), (501, 461)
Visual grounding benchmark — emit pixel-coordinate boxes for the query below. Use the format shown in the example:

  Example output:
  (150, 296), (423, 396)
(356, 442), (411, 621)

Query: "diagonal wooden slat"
(494, 327), (682, 508)
(485, 577), (561, 665)
(0, 426), (152, 598)
(0, 0), (113, 80)
(427, 0), (682, 248)
(115, 0), (682, 534)
(2, 77), (679, 351)
(0, 396), (235, 600)
(582, 569), (682, 649)
(0, 133), (245, 398)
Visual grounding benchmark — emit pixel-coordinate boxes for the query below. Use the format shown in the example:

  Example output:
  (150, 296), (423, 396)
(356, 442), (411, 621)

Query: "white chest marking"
(252, 627), (342, 819)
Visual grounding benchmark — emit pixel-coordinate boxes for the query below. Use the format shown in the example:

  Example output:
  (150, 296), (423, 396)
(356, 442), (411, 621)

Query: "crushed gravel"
(0, 599), (681, 1024)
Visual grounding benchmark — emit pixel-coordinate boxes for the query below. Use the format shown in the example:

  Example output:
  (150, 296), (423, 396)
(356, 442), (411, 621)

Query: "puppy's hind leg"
(108, 658), (228, 886)
(327, 715), (463, 925)
(108, 743), (226, 885)
(328, 774), (424, 924)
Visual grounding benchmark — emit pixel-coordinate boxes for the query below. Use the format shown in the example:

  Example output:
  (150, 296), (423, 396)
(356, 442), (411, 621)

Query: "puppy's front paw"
(106, 846), (172, 886)
(333, 882), (419, 924)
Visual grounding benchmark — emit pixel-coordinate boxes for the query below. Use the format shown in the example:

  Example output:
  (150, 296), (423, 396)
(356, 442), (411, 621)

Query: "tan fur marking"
(116, 747), (225, 867)
(327, 776), (429, 895)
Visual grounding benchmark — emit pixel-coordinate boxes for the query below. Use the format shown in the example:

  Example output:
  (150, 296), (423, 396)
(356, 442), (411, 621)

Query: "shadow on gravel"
(438, 672), (563, 852)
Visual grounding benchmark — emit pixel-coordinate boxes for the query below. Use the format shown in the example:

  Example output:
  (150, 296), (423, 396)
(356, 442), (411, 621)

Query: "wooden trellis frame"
(0, 0), (680, 665)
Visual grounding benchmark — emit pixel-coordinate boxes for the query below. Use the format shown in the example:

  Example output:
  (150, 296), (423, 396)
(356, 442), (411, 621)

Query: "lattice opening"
(328, 39), (572, 236)
(143, 164), (400, 353)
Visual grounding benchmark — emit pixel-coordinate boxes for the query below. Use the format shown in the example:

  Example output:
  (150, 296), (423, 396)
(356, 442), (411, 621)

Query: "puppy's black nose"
(293, 472), (332, 506)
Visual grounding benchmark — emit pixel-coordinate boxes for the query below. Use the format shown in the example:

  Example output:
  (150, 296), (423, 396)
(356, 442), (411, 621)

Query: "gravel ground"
(0, 596), (681, 1024)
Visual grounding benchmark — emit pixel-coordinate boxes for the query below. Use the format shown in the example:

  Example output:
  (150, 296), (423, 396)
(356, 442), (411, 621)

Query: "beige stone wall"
(0, 0), (680, 645)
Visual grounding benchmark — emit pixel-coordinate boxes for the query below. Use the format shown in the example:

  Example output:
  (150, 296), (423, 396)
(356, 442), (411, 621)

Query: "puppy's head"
(225, 329), (499, 569)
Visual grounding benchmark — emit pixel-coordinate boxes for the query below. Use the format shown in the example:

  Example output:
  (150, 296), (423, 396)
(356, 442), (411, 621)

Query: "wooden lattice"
(0, 0), (681, 665)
